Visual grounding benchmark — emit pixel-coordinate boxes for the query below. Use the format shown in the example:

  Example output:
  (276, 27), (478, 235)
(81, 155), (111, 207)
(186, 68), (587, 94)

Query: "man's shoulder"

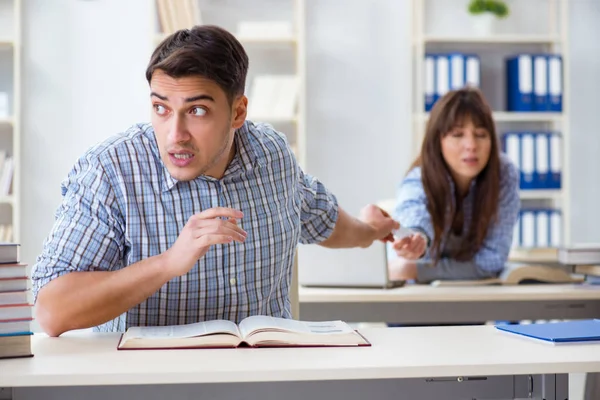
(66, 123), (158, 186)
(71, 123), (157, 175)
(244, 120), (294, 161)
(84, 123), (155, 161)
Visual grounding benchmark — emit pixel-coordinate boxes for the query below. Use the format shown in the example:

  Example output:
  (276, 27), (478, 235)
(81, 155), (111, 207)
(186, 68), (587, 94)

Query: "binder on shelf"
(535, 132), (550, 189)
(424, 52), (481, 111)
(506, 54), (533, 112)
(550, 209), (562, 248)
(533, 54), (549, 111)
(549, 132), (562, 189)
(520, 210), (536, 248)
(424, 53), (436, 111)
(502, 130), (521, 182)
(520, 133), (536, 190)
(547, 54), (563, 112)
(536, 209), (550, 248)
(502, 131), (562, 190)
(515, 208), (562, 249)
(435, 54), (449, 108)
(448, 53), (465, 91)
(464, 53), (480, 88)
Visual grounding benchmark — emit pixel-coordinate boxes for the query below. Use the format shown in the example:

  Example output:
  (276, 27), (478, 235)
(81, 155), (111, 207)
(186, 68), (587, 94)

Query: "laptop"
(298, 242), (406, 289)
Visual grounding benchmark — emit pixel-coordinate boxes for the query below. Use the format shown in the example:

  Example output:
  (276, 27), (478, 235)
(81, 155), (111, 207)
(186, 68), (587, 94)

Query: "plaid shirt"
(32, 121), (338, 332)
(387, 153), (520, 281)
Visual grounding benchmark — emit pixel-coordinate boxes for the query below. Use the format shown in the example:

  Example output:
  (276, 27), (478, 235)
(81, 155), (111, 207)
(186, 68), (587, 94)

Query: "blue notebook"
(496, 319), (600, 343)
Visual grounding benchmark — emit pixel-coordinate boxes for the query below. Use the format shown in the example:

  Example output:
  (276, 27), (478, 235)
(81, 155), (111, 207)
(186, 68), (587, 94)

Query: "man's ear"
(231, 95), (247, 129)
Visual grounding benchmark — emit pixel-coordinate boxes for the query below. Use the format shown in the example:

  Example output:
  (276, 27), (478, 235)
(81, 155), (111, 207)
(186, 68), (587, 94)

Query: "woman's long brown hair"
(411, 87), (501, 263)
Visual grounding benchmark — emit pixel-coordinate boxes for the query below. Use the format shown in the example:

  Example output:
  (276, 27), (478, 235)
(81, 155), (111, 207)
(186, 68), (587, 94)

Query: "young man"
(31, 25), (399, 337)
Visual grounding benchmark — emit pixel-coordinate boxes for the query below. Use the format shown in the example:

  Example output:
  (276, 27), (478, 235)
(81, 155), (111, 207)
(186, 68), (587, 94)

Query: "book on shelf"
(117, 315), (370, 350)
(155, 0), (201, 35)
(246, 74), (299, 121)
(430, 262), (582, 287)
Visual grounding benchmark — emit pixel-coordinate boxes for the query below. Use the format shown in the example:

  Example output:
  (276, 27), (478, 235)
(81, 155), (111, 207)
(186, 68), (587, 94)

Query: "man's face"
(150, 70), (246, 181)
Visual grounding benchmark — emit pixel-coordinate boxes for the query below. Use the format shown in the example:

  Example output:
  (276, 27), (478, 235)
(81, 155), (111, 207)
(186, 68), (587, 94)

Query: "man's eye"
(190, 107), (206, 116)
(154, 105), (167, 115)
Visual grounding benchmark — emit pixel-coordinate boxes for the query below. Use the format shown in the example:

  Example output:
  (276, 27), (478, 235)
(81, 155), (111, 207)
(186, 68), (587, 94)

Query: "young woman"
(388, 87), (520, 283)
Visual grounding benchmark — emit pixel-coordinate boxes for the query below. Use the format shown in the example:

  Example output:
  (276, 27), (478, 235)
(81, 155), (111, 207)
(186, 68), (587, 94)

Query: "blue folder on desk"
(496, 319), (600, 343)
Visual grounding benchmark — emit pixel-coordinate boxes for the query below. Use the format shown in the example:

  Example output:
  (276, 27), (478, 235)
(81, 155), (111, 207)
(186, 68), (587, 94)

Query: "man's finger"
(195, 234), (236, 248)
(196, 221), (247, 240)
(196, 207), (244, 220)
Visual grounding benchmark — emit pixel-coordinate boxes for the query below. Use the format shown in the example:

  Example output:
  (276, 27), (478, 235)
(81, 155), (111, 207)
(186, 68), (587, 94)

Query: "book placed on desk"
(0, 248), (34, 359)
(558, 244), (600, 265)
(430, 262), (582, 287)
(117, 315), (370, 350)
(496, 319), (600, 344)
(0, 243), (19, 265)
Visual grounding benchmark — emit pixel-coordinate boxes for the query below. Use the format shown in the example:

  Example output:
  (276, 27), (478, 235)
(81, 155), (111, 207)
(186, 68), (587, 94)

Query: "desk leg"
(515, 374), (568, 399)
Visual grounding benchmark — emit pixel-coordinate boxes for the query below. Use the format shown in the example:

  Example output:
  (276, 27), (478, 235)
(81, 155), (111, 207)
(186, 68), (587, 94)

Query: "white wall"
(21, 0), (153, 271)
(297, 0), (411, 284)
(568, 0), (600, 243)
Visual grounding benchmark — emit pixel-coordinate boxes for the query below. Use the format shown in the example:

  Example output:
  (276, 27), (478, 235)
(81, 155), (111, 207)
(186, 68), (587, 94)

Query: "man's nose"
(168, 116), (190, 143)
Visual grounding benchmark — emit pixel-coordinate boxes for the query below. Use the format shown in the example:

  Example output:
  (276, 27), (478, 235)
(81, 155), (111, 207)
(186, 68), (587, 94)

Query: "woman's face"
(440, 117), (491, 191)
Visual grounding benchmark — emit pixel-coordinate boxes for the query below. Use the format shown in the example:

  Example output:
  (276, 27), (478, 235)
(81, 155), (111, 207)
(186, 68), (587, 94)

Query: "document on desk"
(496, 319), (600, 344)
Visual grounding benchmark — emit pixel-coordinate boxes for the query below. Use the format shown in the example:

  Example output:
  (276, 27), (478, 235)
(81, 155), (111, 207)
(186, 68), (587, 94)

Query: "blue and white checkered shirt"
(388, 153), (520, 282)
(32, 121), (339, 332)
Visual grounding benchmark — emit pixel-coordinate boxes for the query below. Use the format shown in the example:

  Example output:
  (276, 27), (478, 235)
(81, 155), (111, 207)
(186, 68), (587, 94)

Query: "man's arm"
(319, 205), (397, 249)
(36, 255), (172, 336)
(36, 206), (246, 337)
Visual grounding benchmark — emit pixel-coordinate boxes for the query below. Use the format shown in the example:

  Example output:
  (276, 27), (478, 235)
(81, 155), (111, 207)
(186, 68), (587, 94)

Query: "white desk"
(1, 326), (599, 399)
(299, 283), (600, 324)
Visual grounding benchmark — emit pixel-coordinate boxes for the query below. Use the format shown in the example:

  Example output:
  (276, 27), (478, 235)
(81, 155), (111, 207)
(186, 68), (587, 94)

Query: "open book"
(430, 263), (583, 287)
(117, 316), (370, 350)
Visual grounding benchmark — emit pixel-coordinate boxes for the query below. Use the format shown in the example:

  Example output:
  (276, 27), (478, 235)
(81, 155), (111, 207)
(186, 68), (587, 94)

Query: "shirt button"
(230, 278), (237, 285)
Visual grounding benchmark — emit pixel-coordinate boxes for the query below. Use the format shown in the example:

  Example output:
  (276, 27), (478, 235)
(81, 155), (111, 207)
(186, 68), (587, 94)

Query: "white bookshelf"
(411, 0), (569, 262)
(151, 0), (307, 168)
(421, 34), (561, 44)
(0, 0), (20, 244)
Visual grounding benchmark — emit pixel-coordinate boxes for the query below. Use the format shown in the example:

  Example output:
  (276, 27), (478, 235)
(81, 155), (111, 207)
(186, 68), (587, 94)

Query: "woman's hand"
(391, 233), (427, 260)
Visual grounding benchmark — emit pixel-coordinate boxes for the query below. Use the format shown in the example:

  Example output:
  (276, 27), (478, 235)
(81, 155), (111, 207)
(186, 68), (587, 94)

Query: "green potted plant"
(467, 0), (509, 35)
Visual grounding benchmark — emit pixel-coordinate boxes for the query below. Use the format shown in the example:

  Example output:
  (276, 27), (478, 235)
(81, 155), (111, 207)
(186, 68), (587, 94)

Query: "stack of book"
(0, 243), (33, 359)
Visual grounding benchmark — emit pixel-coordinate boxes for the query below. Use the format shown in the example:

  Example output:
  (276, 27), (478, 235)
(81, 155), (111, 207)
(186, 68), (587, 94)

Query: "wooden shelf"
(237, 35), (297, 44)
(417, 112), (563, 123)
(153, 33), (297, 46)
(421, 34), (560, 45)
(493, 112), (564, 122)
(520, 190), (563, 200)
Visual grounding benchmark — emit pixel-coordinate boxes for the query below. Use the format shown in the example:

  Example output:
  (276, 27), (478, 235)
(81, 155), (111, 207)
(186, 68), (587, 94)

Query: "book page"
(125, 320), (240, 340)
(239, 316), (353, 339)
